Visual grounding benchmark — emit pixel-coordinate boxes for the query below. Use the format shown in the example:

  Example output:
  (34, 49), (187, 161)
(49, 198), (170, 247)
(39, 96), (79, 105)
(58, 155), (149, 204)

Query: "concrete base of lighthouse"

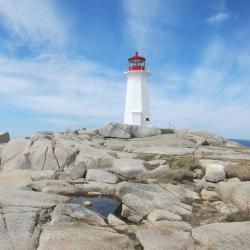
(124, 70), (151, 127)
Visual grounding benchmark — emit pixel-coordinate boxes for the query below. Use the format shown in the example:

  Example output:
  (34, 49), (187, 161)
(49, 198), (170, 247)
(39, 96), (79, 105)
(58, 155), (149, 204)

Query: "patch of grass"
(158, 156), (202, 183)
(135, 153), (157, 161)
(167, 156), (201, 171)
(225, 163), (250, 181)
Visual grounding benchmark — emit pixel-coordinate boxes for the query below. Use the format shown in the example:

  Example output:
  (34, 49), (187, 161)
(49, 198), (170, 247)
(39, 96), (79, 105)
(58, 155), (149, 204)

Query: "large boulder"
(131, 126), (161, 138)
(0, 132), (10, 144)
(112, 159), (147, 178)
(4, 211), (40, 250)
(116, 182), (193, 223)
(205, 164), (225, 183)
(72, 145), (114, 170)
(136, 221), (194, 250)
(86, 169), (118, 184)
(2, 154), (30, 170)
(1, 139), (31, 166)
(98, 123), (161, 139)
(29, 140), (59, 171)
(216, 179), (250, 211)
(98, 123), (132, 139)
(192, 222), (250, 250)
(38, 223), (135, 250)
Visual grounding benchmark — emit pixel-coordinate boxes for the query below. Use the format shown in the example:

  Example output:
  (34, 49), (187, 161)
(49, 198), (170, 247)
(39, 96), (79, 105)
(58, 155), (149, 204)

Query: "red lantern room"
(128, 52), (145, 71)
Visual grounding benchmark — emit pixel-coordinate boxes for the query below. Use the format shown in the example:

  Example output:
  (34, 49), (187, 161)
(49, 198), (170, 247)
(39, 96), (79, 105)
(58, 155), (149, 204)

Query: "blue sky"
(0, 0), (250, 139)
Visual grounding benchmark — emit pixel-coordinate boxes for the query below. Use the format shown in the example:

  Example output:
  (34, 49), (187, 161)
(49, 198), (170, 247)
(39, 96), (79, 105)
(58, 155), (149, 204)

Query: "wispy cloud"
(0, 54), (124, 127)
(206, 0), (231, 25)
(123, 0), (161, 52)
(0, 0), (68, 49)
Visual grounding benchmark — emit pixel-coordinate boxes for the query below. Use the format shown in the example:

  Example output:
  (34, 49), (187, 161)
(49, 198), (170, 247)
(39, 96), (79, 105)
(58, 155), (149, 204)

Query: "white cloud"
(0, 54), (125, 127)
(206, 0), (231, 25)
(0, 0), (68, 49)
(123, 0), (161, 52)
(206, 12), (231, 25)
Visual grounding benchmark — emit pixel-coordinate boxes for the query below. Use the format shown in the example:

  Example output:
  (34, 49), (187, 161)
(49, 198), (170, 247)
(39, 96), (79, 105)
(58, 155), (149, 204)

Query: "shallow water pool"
(70, 196), (121, 217)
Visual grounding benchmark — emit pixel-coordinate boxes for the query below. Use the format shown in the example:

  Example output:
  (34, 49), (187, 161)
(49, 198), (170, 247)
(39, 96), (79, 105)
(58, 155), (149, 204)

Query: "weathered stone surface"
(217, 179), (250, 210)
(76, 181), (116, 196)
(205, 164), (225, 183)
(131, 126), (161, 138)
(51, 203), (106, 226)
(192, 221), (250, 250)
(0, 169), (58, 189)
(210, 201), (239, 215)
(147, 209), (182, 222)
(38, 223), (135, 250)
(1, 139), (31, 165)
(159, 183), (200, 201)
(0, 132), (10, 144)
(64, 161), (86, 180)
(29, 140), (59, 171)
(98, 123), (132, 139)
(2, 153), (30, 170)
(42, 185), (78, 196)
(112, 159), (147, 178)
(107, 214), (127, 231)
(78, 128), (98, 136)
(98, 123), (161, 139)
(0, 213), (13, 250)
(199, 159), (236, 170)
(54, 141), (79, 170)
(73, 146), (114, 170)
(86, 169), (118, 184)
(201, 189), (220, 202)
(0, 187), (69, 208)
(29, 179), (72, 192)
(116, 182), (192, 223)
(4, 211), (40, 250)
(136, 221), (194, 250)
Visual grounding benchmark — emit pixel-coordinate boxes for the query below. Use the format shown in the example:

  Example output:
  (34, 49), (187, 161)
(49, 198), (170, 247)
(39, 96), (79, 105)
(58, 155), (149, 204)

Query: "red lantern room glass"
(128, 52), (145, 71)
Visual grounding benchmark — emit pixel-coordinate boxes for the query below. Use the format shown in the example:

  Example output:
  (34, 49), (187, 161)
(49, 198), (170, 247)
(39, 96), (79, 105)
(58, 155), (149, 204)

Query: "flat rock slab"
(112, 159), (147, 178)
(86, 169), (118, 184)
(136, 221), (194, 250)
(38, 223), (135, 250)
(0, 187), (70, 208)
(192, 221), (250, 250)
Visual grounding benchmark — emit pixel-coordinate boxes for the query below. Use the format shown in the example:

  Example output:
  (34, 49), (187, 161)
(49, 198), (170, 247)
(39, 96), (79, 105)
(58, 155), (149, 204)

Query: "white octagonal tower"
(124, 52), (151, 127)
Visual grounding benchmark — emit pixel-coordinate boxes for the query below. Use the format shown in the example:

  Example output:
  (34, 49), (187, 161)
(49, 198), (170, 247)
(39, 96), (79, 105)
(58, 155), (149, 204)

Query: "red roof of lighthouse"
(128, 52), (145, 62)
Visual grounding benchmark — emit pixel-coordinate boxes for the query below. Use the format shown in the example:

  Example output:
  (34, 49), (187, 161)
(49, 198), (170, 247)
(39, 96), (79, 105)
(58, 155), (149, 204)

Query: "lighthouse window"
(146, 118), (150, 121)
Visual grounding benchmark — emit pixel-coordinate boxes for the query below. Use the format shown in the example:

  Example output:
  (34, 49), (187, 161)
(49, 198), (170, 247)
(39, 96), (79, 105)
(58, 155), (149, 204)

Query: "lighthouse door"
(132, 112), (142, 126)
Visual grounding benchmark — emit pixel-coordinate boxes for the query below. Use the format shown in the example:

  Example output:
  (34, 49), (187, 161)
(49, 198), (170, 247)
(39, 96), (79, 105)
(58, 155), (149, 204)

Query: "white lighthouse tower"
(124, 52), (151, 127)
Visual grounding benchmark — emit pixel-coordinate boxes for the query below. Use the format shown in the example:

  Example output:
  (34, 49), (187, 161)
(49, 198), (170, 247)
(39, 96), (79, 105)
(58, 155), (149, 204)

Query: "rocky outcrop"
(98, 123), (161, 139)
(136, 221), (194, 250)
(86, 169), (118, 184)
(192, 221), (250, 250)
(0, 132), (10, 144)
(0, 124), (249, 249)
(116, 182), (196, 223)
(112, 159), (147, 178)
(216, 179), (250, 211)
(38, 224), (135, 250)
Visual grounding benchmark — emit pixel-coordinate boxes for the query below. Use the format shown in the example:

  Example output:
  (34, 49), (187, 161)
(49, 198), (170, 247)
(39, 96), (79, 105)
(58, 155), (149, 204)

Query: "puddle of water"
(70, 196), (121, 217)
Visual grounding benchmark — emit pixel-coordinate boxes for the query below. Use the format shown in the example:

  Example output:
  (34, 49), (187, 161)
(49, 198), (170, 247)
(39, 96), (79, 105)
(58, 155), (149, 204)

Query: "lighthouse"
(124, 52), (151, 127)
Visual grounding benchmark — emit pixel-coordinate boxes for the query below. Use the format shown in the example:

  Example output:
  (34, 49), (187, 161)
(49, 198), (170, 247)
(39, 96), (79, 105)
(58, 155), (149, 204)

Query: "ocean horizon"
(228, 139), (250, 148)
